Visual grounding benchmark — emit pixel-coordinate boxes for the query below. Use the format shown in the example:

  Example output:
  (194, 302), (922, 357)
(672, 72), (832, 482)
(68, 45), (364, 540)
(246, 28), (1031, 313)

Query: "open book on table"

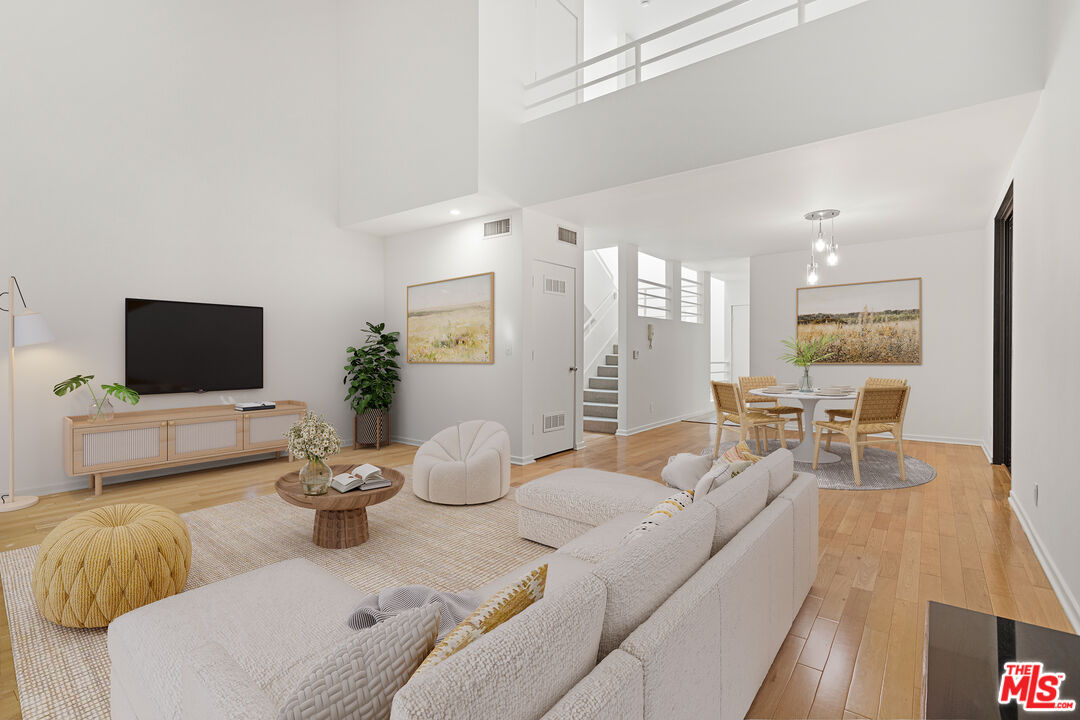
(330, 463), (391, 493)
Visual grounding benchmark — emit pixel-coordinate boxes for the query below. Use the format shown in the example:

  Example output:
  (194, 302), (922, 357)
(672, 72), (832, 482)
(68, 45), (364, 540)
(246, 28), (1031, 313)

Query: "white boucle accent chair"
(412, 419), (511, 505)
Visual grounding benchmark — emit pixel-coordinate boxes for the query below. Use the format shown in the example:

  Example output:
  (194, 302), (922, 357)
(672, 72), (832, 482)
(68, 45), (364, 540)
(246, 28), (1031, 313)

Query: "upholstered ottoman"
(413, 420), (511, 505)
(32, 503), (191, 628)
(515, 469), (670, 548)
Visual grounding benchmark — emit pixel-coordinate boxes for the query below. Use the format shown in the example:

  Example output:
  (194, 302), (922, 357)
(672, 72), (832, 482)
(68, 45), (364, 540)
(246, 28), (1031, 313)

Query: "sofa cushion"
(391, 574), (607, 720)
(279, 604), (440, 720)
(660, 452), (712, 491)
(555, 513), (643, 564)
(590, 501), (716, 658)
(418, 564), (547, 674)
(477, 553), (594, 600)
(700, 462), (769, 555)
(541, 649), (644, 720)
(620, 501), (795, 720)
(758, 448), (796, 502)
(108, 558), (364, 720)
(516, 469), (670, 528)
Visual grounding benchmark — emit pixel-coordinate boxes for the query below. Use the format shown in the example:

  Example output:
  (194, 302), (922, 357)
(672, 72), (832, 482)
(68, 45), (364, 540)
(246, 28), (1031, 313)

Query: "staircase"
(583, 344), (619, 434)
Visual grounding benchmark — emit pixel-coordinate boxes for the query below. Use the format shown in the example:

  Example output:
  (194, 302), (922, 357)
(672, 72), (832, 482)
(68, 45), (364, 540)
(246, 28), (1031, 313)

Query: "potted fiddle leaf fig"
(344, 322), (400, 448)
(54, 374), (140, 423)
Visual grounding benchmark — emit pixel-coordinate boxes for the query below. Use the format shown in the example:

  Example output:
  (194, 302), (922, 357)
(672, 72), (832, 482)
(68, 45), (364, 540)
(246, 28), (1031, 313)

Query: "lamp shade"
(14, 311), (54, 347)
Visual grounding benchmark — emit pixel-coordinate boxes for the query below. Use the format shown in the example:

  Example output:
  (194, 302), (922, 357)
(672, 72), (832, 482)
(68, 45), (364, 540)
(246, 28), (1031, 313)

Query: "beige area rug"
(0, 467), (548, 720)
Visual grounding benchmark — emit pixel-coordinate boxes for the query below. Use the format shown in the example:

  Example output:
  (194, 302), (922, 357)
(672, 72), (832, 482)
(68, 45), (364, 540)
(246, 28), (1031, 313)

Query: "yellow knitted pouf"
(31, 503), (191, 628)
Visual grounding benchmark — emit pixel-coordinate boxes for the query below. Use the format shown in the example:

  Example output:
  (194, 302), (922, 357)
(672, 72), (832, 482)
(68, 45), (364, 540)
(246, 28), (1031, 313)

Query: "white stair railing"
(525, 0), (867, 119)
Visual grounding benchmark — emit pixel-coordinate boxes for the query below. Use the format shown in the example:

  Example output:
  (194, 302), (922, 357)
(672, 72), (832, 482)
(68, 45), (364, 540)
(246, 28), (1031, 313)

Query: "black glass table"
(925, 601), (1079, 719)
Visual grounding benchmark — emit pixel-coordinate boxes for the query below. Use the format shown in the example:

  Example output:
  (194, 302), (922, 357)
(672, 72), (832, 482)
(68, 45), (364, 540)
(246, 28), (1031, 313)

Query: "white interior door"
(532, 260), (576, 458)
(731, 304), (750, 380)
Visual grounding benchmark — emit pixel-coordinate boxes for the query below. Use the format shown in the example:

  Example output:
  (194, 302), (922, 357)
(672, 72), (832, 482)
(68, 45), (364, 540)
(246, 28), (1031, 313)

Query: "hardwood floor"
(0, 422), (1071, 719)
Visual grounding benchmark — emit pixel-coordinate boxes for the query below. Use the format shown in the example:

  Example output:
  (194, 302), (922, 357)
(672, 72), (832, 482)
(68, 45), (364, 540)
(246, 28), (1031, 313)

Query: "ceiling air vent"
(484, 218), (512, 237)
(557, 226), (578, 245)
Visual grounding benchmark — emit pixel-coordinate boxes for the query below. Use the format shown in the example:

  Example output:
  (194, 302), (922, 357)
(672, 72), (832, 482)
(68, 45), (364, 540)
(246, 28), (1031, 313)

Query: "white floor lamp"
(2, 276), (54, 512)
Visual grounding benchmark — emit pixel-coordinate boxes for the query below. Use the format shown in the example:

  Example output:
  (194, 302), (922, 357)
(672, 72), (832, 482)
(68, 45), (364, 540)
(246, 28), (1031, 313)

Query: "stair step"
(584, 388), (618, 403)
(589, 377), (618, 390)
(583, 402), (617, 418)
(583, 416), (617, 433)
(604, 354), (618, 365)
(597, 365), (618, 378)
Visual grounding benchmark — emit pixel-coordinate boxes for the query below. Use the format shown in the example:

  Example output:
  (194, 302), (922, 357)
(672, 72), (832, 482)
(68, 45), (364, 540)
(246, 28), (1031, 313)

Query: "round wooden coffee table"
(275, 465), (404, 549)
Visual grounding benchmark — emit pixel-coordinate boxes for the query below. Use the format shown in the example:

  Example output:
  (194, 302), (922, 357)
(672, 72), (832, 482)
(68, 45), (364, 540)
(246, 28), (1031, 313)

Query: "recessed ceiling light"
(449, 209), (461, 216)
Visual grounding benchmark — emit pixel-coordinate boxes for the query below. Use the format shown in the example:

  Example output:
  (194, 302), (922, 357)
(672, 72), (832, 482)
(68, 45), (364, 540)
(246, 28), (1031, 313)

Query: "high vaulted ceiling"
(533, 92), (1039, 267)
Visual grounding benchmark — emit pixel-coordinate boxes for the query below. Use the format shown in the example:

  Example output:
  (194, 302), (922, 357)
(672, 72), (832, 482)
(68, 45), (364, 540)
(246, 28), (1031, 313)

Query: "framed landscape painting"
(407, 272), (494, 364)
(796, 277), (922, 364)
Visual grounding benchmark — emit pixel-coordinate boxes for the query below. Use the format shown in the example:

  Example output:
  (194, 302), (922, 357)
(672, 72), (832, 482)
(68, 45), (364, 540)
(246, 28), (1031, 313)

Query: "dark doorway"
(993, 184), (1013, 468)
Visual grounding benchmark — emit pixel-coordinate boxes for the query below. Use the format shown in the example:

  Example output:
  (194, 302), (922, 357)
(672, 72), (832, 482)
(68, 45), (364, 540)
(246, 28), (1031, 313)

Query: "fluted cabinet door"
(72, 421), (169, 474)
(168, 418), (244, 459)
(244, 411), (303, 451)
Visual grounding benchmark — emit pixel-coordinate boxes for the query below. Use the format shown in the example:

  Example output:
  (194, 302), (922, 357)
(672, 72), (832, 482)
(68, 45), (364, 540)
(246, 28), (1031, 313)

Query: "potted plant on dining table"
(779, 335), (836, 391)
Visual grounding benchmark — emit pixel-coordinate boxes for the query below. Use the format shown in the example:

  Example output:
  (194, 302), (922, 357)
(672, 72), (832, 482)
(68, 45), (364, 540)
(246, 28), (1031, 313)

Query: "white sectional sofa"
(107, 448), (816, 720)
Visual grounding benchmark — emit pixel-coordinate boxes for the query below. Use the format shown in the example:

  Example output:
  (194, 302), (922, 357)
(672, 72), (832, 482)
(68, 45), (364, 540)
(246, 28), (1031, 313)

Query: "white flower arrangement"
(285, 412), (342, 461)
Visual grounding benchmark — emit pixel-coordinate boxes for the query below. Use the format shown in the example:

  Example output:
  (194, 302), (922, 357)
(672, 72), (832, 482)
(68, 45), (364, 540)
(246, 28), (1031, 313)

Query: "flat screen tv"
(125, 298), (263, 394)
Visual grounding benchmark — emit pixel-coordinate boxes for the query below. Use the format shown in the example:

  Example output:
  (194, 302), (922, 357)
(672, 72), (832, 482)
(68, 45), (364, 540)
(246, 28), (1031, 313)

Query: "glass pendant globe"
(814, 234), (827, 252)
(806, 264), (819, 285)
(826, 250), (838, 266)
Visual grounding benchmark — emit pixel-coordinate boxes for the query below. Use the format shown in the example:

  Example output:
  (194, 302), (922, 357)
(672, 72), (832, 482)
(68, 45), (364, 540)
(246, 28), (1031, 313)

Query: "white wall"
(617, 245), (712, 434)
(340, 0), (481, 225)
(0, 0), (384, 496)
(382, 212), (526, 459)
(520, 0), (1047, 206)
(749, 231), (989, 446)
(996, 0), (1080, 629)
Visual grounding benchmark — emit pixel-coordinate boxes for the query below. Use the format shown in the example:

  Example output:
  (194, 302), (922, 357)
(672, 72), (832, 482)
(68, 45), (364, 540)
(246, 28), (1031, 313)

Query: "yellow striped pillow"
(622, 490), (695, 544)
(414, 563), (547, 675)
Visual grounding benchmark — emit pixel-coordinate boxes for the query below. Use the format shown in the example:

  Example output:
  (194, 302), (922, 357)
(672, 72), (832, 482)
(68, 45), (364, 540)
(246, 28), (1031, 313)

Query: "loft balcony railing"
(524, 0), (867, 120)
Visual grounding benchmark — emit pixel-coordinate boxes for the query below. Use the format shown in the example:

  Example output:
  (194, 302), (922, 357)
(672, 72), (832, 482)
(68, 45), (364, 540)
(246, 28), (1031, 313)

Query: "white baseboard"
(1009, 492), (1080, 632)
(980, 442), (993, 464)
(900, 433), (986, 447)
(616, 408), (714, 437)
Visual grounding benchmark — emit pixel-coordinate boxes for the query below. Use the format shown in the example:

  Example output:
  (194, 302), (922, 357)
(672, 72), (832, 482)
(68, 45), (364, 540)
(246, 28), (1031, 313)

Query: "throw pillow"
(278, 604), (440, 720)
(621, 490), (695, 544)
(414, 563), (547, 675)
(693, 460), (732, 499)
(660, 451), (713, 491)
(721, 440), (761, 465)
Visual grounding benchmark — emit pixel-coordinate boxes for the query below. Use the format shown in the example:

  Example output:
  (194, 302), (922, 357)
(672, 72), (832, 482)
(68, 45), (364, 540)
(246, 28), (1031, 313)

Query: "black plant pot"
(353, 408), (391, 449)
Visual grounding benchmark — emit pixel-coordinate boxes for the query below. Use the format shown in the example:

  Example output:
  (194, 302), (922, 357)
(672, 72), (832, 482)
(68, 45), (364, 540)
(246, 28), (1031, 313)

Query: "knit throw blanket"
(347, 585), (482, 640)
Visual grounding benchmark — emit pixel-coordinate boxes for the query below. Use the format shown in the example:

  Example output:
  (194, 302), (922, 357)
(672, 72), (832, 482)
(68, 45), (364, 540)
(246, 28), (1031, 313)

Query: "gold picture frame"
(796, 277), (922, 365)
(407, 272), (495, 364)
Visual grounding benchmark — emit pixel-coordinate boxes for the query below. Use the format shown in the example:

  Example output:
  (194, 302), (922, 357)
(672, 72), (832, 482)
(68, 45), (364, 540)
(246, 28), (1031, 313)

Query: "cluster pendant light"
(804, 209), (840, 285)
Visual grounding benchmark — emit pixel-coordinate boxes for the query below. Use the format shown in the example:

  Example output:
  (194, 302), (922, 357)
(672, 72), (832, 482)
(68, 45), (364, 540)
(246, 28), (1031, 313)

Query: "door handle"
(569, 366), (579, 372)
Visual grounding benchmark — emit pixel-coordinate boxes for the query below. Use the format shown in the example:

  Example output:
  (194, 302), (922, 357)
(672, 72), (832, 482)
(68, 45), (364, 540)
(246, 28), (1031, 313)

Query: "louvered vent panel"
(483, 218), (512, 237)
(175, 420), (238, 455)
(248, 413), (302, 444)
(83, 427), (160, 467)
(557, 227), (578, 245)
(542, 412), (567, 433)
(544, 276), (567, 295)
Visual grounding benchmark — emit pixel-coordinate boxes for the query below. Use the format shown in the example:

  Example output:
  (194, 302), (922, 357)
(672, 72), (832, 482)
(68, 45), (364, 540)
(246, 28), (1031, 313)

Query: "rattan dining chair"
(824, 377), (907, 425)
(812, 384), (911, 486)
(739, 375), (805, 442)
(711, 381), (787, 458)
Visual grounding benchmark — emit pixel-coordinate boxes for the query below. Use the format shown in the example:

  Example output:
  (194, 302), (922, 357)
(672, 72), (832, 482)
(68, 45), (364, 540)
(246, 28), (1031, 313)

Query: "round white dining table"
(749, 388), (859, 464)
